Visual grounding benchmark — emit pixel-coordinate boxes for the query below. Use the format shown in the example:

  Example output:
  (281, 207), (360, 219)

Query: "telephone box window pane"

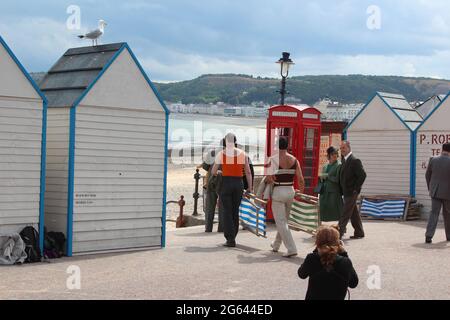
(304, 150), (313, 158)
(304, 168), (313, 177)
(305, 128), (316, 149)
(304, 158), (313, 167)
(304, 179), (312, 187)
(276, 127), (294, 154)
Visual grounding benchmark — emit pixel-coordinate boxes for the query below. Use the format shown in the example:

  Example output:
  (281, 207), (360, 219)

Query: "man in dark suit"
(338, 141), (367, 239)
(425, 143), (450, 244)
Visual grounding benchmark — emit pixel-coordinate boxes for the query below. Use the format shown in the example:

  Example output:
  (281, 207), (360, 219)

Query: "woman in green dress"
(319, 146), (343, 222)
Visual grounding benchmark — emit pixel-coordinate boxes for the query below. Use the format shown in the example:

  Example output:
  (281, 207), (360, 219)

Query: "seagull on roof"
(78, 20), (107, 46)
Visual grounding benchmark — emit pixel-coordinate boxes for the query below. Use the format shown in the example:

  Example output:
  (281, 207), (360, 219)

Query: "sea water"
(168, 113), (267, 164)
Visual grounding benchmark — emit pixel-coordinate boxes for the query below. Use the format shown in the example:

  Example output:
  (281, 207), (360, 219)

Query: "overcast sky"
(1, 0), (450, 81)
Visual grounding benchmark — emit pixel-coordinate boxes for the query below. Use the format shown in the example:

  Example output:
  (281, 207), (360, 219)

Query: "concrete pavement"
(1, 220), (449, 300)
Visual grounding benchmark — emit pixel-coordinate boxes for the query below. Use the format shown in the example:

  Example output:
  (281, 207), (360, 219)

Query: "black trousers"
(338, 193), (365, 237)
(204, 189), (224, 232)
(219, 177), (244, 243)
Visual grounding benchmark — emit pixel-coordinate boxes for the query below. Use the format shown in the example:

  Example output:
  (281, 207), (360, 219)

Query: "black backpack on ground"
(44, 229), (66, 258)
(19, 226), (42, 263)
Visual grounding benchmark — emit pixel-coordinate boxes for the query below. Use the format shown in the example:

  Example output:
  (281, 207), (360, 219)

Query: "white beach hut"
(344, 92), (423, 197)
(415, 93), (450, 217)
(39, 43), (169, 256)
(0, 36), (47, 249)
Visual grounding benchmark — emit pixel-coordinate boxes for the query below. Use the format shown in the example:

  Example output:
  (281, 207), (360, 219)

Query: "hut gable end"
(418, 93), (450, 131)
(347, 95), (406, 132)
(79, 48), (164, 112)
(0, 37), (41, 100)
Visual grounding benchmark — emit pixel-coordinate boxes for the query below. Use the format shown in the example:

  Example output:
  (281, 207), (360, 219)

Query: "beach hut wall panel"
(72, 50), (166, 253)
(40, 43), (169, 256)
(44, 107), (70, 235)
(415, 94), (450, 216)
(345, 92), (422, 197)
(0, 36), (47, 247)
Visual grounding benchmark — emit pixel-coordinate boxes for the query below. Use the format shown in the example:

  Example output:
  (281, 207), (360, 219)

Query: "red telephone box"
(265, 105), (322, 220)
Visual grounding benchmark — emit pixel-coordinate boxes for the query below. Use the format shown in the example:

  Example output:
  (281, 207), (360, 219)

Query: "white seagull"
(78, 20), (107, 46)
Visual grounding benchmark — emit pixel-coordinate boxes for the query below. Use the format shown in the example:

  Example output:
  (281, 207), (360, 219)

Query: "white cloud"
(0, 16), (81, 71)
(2, 0), (450, 81)
(139, 49), (450, 82)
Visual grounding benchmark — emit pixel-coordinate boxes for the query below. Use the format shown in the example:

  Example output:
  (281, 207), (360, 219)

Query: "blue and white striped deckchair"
(239, 197), (267, 238)
(360, 199), (406, 219)
(288, 193), (320, 235)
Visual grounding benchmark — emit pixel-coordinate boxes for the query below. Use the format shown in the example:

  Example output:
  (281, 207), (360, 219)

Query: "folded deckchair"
(360, 198), (407, 220)
(239, 193), (267, 238)
(288, 192), (321, 235)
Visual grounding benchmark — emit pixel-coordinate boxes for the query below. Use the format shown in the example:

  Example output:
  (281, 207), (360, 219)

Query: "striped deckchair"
(239, 196), (267, 238)
(360, 199), (406, 219)
(288, 193), (320, 235)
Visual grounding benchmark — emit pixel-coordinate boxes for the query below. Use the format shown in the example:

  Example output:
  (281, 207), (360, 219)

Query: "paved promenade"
(1, 220), (449, 300)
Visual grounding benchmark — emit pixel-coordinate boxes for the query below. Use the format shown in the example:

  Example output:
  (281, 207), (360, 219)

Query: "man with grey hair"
(339, 140), (366, 240)
(425, 143), (450, 244)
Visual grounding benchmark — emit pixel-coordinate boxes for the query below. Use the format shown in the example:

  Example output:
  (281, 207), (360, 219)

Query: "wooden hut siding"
(0, 37), (46, 241)
(71, 106), (165, 254)
(415, 94), (450, 215)
(44, 108), (70, 234)
(346, 130), (411, 195)
(415, 141), (436, 214)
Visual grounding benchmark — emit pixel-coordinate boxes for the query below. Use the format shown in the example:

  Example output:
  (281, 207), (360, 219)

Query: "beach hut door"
(271, 125), (297, 156)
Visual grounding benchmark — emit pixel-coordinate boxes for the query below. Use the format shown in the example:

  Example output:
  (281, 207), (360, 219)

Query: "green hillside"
(154, 74), (450, 105)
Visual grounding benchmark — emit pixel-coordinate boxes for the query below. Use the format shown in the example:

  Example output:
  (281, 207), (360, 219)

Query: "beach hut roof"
(39, 43), (124, 108)
(30, 72), (47, 85)
(415, 92), (450, 131)
(38, 42), (168, 113)
(346, 91), (423, 132)
(377, 92), (423, 130)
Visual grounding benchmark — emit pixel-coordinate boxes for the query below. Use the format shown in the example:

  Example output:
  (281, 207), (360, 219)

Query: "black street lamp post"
(276, 52), (294, 105)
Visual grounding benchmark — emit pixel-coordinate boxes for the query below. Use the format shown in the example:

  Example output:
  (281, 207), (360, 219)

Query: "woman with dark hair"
(298, 226), (358, 300)
(267, 136), (304, 258)
(318, 146), (343, 222)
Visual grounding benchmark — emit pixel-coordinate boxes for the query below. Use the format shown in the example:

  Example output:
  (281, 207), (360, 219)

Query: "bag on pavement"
(19, 226), (42, 263)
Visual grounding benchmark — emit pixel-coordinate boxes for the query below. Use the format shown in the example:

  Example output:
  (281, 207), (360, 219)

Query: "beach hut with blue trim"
(415, 92), (450, 217)
(344, 92), (422, 198)
(0, 36), (47, 250)
(38, 43), (169, 256)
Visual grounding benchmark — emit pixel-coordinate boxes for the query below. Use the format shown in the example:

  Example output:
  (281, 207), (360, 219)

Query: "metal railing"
(166, 195), (186, 228)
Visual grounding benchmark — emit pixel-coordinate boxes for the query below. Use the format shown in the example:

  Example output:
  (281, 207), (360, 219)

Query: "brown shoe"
(350, 235), (364, 239)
